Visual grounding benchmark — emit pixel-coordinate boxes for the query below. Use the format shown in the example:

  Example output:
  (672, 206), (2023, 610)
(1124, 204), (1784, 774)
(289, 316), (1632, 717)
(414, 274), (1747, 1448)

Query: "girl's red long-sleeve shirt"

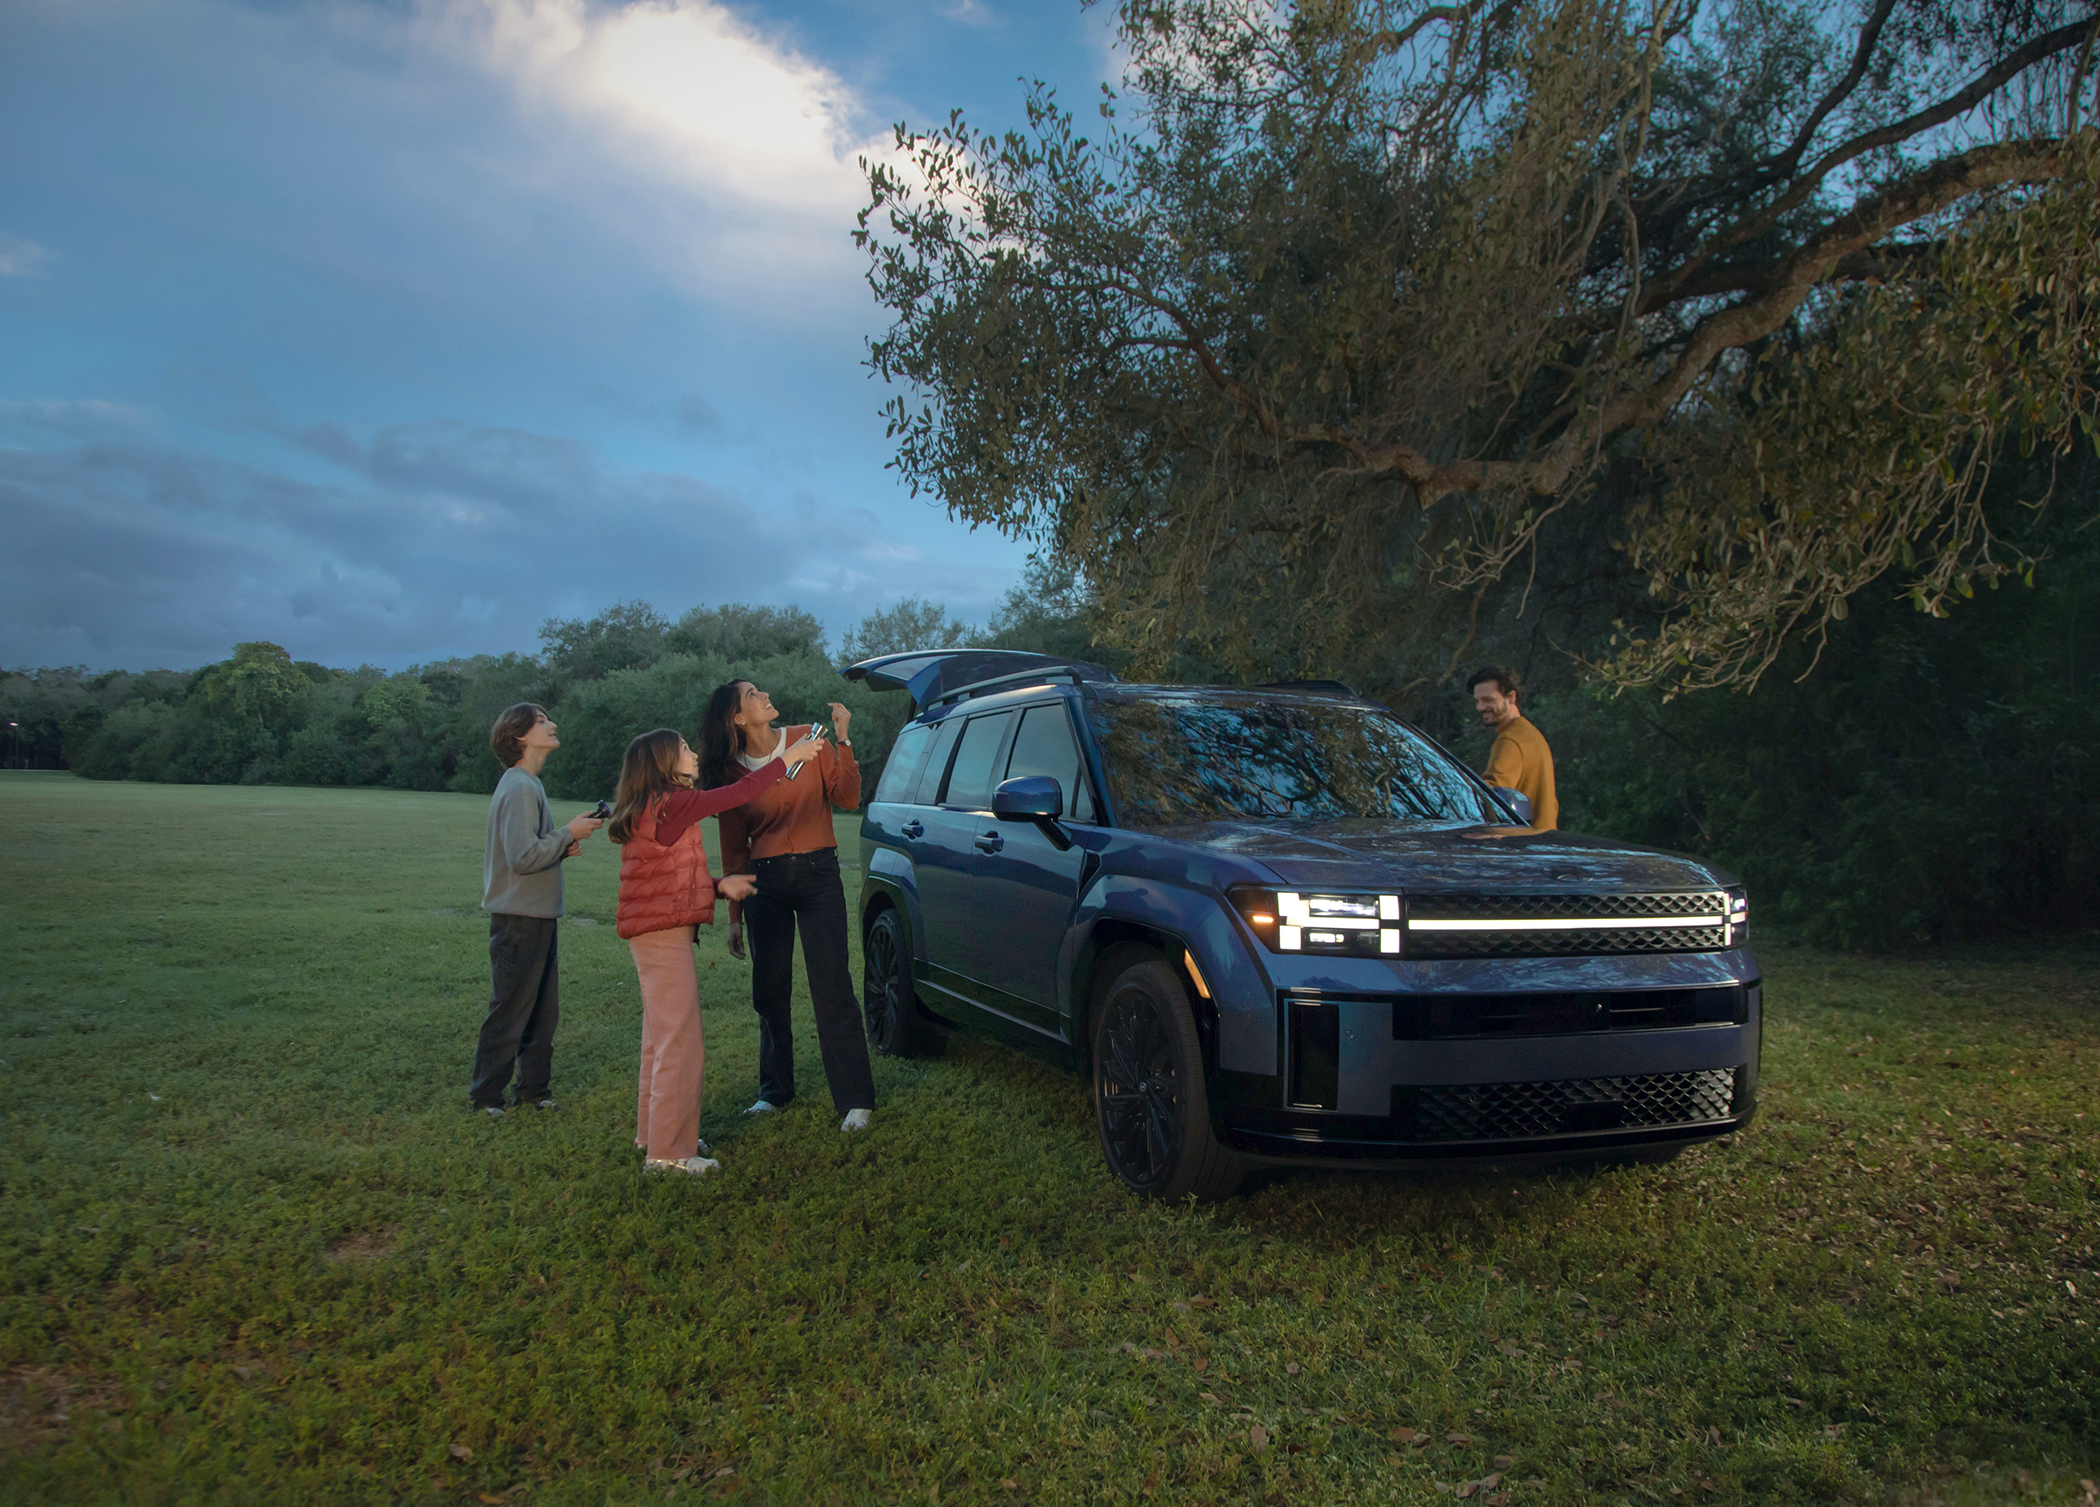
(717, 725), (860, 922)
(646, 757), (788, 848)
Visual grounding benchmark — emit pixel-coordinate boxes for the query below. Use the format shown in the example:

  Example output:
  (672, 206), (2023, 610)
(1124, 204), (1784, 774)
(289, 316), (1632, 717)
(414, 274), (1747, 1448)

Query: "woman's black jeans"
(745, 848), (875, 1113)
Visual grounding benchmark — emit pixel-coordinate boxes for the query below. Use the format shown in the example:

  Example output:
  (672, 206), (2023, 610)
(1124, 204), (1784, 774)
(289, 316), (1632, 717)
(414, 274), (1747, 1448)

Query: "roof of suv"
(844, 651), (1382, 719)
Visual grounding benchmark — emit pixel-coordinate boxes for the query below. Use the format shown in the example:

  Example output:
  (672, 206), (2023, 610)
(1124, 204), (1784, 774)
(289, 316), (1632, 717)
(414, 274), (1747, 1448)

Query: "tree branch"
(1168, 135), (2081, 505)
(1611, 134), (2081, 433)
(1758, 0), (1901, 186)
(1646, 18), (2096, 312)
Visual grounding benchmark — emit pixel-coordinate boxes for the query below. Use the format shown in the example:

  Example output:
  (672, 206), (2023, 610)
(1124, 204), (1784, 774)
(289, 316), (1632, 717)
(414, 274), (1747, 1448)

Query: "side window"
(1005, 703), (1097, 824)
(911, 717), (964, 805)
(940, 712), (1015, 810)
(873, 723), (934, 805)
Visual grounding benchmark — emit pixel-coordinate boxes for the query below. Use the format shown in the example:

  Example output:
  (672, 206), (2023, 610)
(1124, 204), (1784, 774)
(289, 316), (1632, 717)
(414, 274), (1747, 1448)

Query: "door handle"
(974, 830), (1005, 854)
(902, 819), (924, 840)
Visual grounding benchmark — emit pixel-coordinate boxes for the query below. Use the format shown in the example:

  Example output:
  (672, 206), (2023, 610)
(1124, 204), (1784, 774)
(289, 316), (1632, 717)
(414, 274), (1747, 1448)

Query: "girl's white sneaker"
(840, 1108), (872, 1132)
(644, 1155), (719, 1176)
(745, 1099), (778, 1115)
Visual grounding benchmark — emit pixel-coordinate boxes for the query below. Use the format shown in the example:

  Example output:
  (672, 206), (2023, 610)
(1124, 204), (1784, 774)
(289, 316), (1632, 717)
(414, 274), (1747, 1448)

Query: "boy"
(470, 703), (603, 1115)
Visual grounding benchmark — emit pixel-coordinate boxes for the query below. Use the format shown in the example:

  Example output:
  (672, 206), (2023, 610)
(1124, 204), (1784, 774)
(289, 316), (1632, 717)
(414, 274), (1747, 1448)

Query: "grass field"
(0, 774), (2094, 1506)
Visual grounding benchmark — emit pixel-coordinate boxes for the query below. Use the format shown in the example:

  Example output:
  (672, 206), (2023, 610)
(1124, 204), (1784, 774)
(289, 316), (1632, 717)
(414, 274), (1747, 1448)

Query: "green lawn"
(0, 774), (2093, 1506)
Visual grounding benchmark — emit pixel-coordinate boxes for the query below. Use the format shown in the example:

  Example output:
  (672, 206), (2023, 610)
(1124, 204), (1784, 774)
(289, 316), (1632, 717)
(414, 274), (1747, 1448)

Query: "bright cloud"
(444, 0), (882, 217)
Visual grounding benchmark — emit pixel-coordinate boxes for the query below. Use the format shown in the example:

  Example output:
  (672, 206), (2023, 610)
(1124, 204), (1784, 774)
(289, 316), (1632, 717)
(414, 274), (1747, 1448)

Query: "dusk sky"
(0, 0), (1118, 672)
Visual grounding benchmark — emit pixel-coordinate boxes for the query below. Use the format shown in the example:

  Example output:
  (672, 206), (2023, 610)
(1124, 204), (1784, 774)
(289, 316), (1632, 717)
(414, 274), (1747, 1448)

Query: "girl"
(610, 725), (821, 1174)
(701, 680), (877, 1132)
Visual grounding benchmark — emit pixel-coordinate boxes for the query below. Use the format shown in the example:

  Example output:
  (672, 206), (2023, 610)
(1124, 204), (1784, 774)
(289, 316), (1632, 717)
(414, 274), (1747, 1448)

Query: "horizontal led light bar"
(1408, 915), (1722, 932)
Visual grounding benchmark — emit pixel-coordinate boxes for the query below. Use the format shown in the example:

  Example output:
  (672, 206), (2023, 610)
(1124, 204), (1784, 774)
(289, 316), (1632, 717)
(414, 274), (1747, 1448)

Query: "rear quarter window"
(873, 723), (935, 804)
(911, 716), (964, 805)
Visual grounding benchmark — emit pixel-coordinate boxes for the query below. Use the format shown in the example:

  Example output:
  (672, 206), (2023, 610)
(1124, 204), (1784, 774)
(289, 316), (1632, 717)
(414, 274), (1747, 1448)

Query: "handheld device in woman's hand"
(784, 722), (828, 780)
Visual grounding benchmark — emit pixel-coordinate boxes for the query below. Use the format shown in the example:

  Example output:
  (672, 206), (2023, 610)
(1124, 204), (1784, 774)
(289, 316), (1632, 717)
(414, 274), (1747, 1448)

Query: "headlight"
(1232, 887), (1402, 955)
(1726, 887), (1749, 946)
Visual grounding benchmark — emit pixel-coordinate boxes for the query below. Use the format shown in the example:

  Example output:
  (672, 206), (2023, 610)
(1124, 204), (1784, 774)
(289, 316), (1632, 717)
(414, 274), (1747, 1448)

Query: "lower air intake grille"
(1392, 1069), (1737, 1143)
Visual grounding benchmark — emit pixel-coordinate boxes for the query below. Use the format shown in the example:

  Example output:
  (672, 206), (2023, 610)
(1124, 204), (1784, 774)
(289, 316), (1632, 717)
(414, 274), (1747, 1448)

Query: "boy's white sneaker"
(745, 1099), (777, 1115)
(840, 1108), (872, 1132)
(644, 1155), (719, 1176)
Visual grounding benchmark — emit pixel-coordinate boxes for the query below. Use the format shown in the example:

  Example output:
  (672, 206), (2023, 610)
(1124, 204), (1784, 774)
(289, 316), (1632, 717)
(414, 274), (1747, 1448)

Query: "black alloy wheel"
(862, 908), (946, 1058)
(1090, 952), (1242, 1202)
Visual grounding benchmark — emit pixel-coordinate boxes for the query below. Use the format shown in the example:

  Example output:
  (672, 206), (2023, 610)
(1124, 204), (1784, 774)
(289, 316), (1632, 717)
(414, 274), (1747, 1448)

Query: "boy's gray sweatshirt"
(483, 765), (569, 918)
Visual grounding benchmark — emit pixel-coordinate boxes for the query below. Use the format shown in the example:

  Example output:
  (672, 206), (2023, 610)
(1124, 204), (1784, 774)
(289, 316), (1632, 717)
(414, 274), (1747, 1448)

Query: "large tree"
(861, 0), (2100, 693)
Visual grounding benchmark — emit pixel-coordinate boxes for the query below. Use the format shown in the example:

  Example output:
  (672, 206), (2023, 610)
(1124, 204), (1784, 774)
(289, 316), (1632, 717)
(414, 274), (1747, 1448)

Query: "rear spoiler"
(843, 650), (1118, 715)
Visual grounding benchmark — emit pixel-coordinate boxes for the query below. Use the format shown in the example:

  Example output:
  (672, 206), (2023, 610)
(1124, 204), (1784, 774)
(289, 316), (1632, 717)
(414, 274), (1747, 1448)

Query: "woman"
(610, 726), (821, 1175)
(700, 680), (877, 1132)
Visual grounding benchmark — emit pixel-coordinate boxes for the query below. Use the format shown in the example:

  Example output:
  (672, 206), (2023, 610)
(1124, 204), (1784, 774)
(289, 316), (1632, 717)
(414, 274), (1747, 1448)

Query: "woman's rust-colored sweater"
(718, 725), (860, 922)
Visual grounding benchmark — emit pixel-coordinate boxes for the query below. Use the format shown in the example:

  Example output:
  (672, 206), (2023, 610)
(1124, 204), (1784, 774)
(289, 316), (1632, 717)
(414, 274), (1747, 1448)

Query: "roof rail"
(843, 649), (1117, 714)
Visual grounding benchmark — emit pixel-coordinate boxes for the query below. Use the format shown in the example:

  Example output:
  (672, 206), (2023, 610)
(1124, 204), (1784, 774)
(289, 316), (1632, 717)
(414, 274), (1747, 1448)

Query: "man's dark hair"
(1465, 665), (1522, 700)
(489, 703), (546, 768)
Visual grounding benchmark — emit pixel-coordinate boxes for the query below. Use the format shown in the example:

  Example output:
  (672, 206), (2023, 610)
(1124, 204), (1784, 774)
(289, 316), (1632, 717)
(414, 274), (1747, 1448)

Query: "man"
(1468, 666), (1558, 830)
(471, 703), (603, 1116)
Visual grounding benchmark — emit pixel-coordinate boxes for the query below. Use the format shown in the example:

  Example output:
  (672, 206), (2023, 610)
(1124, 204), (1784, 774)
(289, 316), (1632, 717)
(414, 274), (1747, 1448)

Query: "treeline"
(5, 533), (2093, 949)
(0, 561), (1100, 804)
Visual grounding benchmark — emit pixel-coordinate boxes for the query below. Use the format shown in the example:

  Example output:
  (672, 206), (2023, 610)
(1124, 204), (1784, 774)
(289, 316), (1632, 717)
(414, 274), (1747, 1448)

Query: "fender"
(862, 844), (927, 960)
(1063, 873), (1281, 1083)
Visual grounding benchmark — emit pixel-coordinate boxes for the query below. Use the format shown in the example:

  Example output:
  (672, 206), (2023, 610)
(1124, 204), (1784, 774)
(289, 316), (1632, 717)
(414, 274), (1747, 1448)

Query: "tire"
(1091, 953), (1243, 1202)
(862, 908), (946, 1058)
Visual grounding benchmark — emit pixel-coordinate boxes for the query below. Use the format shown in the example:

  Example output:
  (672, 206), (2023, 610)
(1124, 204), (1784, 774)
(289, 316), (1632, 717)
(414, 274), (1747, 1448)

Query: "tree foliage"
(666, 603), (827, 663)
(835, 596), (981, 664)
(862, 0), (2100, 693)
(537, 601), (670, 690)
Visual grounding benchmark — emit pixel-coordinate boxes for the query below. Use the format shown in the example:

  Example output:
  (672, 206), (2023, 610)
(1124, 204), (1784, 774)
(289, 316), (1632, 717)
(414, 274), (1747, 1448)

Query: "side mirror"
(1490, 786), (1534, 825)
(992, 775), (1064, 821)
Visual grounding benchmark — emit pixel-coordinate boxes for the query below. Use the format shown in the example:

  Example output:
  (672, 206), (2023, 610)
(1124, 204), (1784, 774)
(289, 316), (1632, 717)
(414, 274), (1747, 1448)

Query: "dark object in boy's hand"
(587, 800), (611, 820)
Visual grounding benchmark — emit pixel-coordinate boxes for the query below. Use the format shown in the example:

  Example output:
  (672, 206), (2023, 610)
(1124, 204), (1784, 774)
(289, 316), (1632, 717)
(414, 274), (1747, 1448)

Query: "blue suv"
(847, 651), (1760, 1201)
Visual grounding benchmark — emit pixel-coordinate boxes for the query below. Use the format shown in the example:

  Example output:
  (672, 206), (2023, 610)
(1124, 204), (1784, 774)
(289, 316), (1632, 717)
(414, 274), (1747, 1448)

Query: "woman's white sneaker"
(745, 1099), (778, 1115)
(840, 1108), (872, 1132)
(644, 1155), (719, 1176)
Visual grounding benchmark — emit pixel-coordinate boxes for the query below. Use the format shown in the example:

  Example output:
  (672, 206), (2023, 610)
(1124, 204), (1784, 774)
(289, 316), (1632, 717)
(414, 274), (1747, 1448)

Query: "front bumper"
(1209, 948), (1762, 1164)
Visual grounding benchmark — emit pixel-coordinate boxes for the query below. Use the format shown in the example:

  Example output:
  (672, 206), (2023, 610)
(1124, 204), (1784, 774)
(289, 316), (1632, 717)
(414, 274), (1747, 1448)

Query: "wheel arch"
(1073, 919), (1218, 1076)
(859, 873), (910, 945)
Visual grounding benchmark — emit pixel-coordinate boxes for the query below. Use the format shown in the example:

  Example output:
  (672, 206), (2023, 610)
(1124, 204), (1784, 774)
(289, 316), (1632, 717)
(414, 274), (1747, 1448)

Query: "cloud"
(0, 394), (1016, 671)
(0, 232), (51, 277)
(0, 0), (1039, 670)
(428, 0), (895, 290)
(0, 405), (940, 670)
(460, 0), (869, 208)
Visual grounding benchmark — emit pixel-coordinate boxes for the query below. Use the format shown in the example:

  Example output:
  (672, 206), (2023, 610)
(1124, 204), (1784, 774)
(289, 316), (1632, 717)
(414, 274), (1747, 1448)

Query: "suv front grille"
(1391, 1069), (1738, 1142)
(1405, 891), (1729, 957)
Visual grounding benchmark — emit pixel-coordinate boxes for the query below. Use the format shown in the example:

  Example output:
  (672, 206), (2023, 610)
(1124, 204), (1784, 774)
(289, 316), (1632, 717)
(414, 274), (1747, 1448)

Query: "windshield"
(1089, 692), (1498, 826)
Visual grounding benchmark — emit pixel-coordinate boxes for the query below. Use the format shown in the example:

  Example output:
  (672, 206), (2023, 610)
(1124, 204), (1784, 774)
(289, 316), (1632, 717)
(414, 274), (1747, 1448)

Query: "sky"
(0, 0), (1121, 672)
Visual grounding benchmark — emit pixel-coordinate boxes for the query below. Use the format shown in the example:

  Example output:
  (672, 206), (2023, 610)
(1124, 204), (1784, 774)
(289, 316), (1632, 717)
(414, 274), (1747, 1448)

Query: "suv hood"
(1144, 818), (1736, 894)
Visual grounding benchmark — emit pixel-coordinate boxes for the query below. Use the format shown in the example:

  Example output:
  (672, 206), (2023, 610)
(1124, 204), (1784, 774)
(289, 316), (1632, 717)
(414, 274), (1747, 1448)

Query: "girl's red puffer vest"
(615, 802), (719, 938)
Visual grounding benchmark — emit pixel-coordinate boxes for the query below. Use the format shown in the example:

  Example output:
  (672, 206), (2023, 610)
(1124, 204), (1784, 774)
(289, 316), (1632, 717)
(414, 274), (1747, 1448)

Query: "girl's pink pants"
(628, 926), (706, 1161)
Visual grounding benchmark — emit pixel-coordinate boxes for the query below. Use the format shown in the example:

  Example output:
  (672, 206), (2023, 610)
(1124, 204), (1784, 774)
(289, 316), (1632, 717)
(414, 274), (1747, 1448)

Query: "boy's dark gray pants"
(471, 913), (559, 1109)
